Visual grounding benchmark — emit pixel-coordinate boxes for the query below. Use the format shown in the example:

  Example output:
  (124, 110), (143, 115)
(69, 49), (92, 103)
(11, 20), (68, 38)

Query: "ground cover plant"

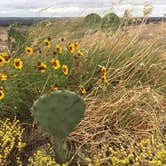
(0, 11), (166, 165)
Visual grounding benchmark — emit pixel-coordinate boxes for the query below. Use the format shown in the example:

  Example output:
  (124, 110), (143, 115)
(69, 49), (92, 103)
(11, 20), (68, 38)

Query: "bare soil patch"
(0, 26), (8, 50)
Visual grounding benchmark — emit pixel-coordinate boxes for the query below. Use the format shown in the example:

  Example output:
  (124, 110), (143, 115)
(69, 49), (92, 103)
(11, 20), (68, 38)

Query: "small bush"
(28, 144), (57, 166)
(8, 24), (28, 54)
(84, 13), (101, 28)
(83, 137), (166, 166)
(0, 118), (25, 165)
(101, 13), (121, 32)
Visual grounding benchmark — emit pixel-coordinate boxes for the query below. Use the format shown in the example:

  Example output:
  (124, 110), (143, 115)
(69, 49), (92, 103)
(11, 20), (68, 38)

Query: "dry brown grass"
(68, 87), (165, 157)
(64, 22), (166, 160)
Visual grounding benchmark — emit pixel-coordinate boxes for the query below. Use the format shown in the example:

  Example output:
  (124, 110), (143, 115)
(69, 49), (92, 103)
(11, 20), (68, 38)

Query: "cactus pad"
(101, 13), (121, 32)
(31, 90), (86, 139)
(84, 13), (101, 28)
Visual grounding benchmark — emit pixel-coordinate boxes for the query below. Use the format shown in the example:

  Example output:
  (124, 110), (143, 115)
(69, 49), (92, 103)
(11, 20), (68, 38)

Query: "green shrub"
(101, 13), (121, 32)
(84, 13), (101, 28)
(8, 25), (28, 55)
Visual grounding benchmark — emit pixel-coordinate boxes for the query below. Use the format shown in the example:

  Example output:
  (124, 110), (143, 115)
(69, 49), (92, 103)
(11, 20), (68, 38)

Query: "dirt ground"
(0, 26), (8, 50)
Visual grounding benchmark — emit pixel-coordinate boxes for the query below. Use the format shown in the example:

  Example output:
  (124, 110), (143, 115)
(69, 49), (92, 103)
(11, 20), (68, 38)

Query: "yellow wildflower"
(78, 50), (84, 56)
(157, 149), (166, 160)
(79, 85), (86, 95)
(150, 159), (162, 166)
(100, 66), (108, 83)
(3, 56), (11, 64)
(62, 65), (69, 76)
(50, 58), (61, 70)
(0, 89), (5, 100)
(101, 66), (107, 74)
(14, 58), (23, 69)
(102, 74), (108, 84)
(44, 39), (51, 48)
(37, 62), (47, 73)
(68, 43), (75, 54)
(74, 42), (78, 48)
(25, 47), (33, 55)
(0, 118), (25, 165)
(28, 145), (56, 165)
(1, 53), (11, 64)
(55, 44), (62, 54)
(0, 56), (5, 65)
(1, 52), (8, 57)
(0, 73), (7, 81)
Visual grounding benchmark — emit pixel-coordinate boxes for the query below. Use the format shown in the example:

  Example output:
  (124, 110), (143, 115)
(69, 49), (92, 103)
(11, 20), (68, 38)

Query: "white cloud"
(0, 0), (165, 17)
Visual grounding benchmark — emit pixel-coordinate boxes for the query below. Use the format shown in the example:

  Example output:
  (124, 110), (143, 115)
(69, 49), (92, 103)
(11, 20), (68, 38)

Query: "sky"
(0, 0), (165, 17)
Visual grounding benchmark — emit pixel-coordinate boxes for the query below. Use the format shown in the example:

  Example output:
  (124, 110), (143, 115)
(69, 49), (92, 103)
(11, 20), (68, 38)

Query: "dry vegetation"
(0, 16), (166, 165)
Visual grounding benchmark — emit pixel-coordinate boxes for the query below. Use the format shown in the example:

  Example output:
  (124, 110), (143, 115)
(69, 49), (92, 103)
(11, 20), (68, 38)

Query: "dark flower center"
(63, 68), (67, 72)
(48, 37), (51, 41)
(52, 62), (58, 66)
(15, 61), (20, 67)
(4, 56), (10, 61)
(38, 66), (46, 70)
(69, 46), (72, 50)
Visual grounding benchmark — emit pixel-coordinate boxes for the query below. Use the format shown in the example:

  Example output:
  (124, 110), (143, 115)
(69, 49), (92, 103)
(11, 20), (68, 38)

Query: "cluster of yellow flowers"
(24, 39), (84, 75)
(28, 143), (68, 166)
(84, 136), (166, 166)
(0, 118), (25, 166)
(25, 38), (87, 96)
(0, 52), (23, 70)
(0, 37), (109, 100)
(0, 52), (11, 85)
(100, 66), (108, 84)
(0, 52), (11, 100)
(0, 38), (85, 100)
(0, 51), (24, 100)
(42, 37), (83, 56)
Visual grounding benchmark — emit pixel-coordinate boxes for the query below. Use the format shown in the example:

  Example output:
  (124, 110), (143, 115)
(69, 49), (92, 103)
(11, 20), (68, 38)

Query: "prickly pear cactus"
(84, 13), (101, 28)
(101, 13), (121, 32)
(31, 90), (86, 139)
